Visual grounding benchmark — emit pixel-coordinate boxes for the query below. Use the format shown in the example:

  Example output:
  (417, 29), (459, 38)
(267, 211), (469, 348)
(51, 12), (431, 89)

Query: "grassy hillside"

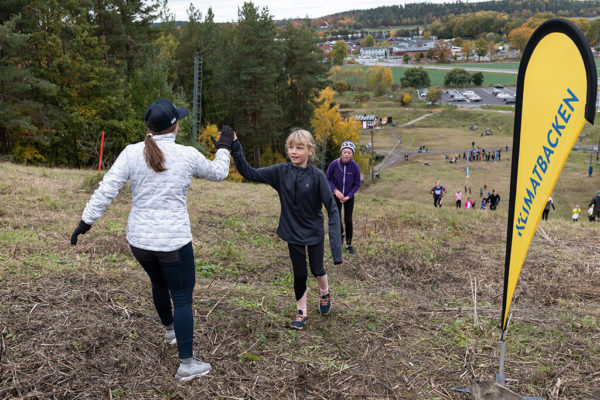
(1, 105), (600, 398)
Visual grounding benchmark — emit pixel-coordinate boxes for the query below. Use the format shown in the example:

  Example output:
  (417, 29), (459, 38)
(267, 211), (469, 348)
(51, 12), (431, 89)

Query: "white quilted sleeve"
(81, 148), (131, 224)
(191, 148), (230, 181)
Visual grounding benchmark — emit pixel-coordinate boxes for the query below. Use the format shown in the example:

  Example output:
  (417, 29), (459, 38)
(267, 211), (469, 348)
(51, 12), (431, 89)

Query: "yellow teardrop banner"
(501, 19), (596, 331)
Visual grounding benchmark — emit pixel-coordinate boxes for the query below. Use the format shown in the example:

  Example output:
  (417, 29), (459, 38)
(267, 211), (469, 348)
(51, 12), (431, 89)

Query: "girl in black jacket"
(230, 127), (342, 329)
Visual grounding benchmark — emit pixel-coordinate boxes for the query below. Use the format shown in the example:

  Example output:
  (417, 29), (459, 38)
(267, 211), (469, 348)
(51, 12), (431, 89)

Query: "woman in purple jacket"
(326, 141), (361, 255)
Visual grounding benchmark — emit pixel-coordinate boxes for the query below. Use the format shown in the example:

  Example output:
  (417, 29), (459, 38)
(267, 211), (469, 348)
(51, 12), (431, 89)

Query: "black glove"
(210, 125), (235, 150)
(71, 220), (91, 245)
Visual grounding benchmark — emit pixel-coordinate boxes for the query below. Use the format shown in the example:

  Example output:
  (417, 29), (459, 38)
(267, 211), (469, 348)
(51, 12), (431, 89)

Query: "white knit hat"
(340, 141), (355, 154)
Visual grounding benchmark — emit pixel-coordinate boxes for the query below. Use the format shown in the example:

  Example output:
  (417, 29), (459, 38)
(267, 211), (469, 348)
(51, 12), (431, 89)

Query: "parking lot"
(419, 86), (518, 107)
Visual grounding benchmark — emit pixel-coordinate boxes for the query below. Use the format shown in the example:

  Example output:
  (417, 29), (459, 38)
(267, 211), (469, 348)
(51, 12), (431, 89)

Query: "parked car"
(492, 88), (503, 95)
(504, 97), (516, 104)
(463, 91), (482, 102)
(494, 84), (504, 89)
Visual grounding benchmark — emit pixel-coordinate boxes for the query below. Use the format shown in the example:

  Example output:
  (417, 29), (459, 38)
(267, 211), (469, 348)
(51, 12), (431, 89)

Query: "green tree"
(585, 19), (600, 45)
(91, 0), (160, 80)
(230, 2), (283, 167)
(0, 16), (57, 161)
(280, 20), (328, 130)
(474, 37), (488, 61)
(400, 67), (430, 88)
(403, 53), (411, 63)
(332, 40), (348, 65)
(444, 68), (471, 87)
(21, 0), (135, 166)
(471, 72), (484, 86)
(361, 34), (375, 47)
(173, 6), (229, 127)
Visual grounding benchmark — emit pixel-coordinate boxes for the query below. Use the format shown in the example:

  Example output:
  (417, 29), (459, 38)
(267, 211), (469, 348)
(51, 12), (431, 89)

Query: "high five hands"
(210, 125), (236, 150)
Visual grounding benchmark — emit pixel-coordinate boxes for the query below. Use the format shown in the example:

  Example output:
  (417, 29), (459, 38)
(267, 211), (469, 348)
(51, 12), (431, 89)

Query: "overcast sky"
(166, 0), (487, 22)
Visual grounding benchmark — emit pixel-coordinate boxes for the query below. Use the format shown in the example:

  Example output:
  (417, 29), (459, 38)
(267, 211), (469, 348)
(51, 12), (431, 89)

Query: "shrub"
(400, 92), (412, 106)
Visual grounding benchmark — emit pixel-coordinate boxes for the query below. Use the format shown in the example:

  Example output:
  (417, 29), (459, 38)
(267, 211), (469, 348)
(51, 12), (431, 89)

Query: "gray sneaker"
(164, 329), (176, 345)
(175, 358), (211, 381)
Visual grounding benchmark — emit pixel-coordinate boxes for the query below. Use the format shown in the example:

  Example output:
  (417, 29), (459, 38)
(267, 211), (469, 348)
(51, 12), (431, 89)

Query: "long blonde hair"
(144, 123), (177, 172)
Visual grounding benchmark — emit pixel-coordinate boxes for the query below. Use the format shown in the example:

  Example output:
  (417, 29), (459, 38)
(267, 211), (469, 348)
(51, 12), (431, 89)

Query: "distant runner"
(429, 181), (446, 207)
(588, 190), (600, 221)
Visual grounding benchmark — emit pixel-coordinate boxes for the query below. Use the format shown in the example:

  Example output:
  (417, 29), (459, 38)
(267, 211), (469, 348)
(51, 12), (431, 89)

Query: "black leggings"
(130, 242), (195, 359)
(434, 196), (442, 207)
(288, 242), (325, 301)
(456, 200), (461, 208)
(542, 209), (550, 220)
(334, 196), (355, 245)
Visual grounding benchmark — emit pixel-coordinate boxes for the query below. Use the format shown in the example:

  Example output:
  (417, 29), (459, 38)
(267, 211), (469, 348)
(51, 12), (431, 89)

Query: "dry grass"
(1, 108), (600, 399)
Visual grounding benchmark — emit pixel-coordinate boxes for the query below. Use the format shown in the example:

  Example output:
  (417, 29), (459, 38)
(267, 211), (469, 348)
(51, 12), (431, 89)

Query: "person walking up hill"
(589, 190), (600, 221)
(326, 141), (361, 255)
(71, 99), (232, 381)
(542, 197), (555, 221)
(429, 181), (446, 207)
(230, 128), (342, 330)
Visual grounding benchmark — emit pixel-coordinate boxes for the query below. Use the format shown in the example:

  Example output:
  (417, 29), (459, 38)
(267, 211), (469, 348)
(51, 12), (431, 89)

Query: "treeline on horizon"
(314, 0), (600, 31)
(0, 1), (328, 168)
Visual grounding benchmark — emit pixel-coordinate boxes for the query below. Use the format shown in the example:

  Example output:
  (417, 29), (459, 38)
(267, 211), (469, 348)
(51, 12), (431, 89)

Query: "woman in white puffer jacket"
(71, 98), (233, 381)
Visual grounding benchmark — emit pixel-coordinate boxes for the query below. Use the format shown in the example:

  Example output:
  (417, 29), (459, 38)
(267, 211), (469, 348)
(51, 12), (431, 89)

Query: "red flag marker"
(98, 131), (105, 171)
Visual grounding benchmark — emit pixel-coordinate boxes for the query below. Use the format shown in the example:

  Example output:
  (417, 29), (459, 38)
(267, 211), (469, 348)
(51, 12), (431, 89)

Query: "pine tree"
(280, 20), (328, 131)
(231, 2), (283, 167)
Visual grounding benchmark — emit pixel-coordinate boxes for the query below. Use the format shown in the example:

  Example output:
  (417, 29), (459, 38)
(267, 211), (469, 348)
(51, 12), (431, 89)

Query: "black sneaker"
(319, 292), (331, 315)
(290, 310), (308, 330)
(346, 245), (356, 255)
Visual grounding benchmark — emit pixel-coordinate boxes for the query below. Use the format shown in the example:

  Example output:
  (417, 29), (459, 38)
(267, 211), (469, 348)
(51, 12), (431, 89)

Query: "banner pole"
(496, 330), (507, 386)
(98, 131), (105, 172)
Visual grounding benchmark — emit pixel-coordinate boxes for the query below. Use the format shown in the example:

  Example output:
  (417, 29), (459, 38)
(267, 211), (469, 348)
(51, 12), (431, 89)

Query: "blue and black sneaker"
(291, 310), (308, 329)
(319, 291), (331, 315)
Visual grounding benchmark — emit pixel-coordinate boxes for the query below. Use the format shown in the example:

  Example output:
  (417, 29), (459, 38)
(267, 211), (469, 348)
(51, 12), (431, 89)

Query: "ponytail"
(143, 122), (178, 172)
(144, 133), (166, 172)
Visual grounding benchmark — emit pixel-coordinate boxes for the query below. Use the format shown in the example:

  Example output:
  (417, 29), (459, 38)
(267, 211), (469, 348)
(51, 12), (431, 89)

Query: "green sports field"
(345, 65), (518, 86)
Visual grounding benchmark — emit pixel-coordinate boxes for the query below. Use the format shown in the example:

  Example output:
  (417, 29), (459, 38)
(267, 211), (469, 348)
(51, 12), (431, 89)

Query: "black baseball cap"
(144, 99), (189, 132)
